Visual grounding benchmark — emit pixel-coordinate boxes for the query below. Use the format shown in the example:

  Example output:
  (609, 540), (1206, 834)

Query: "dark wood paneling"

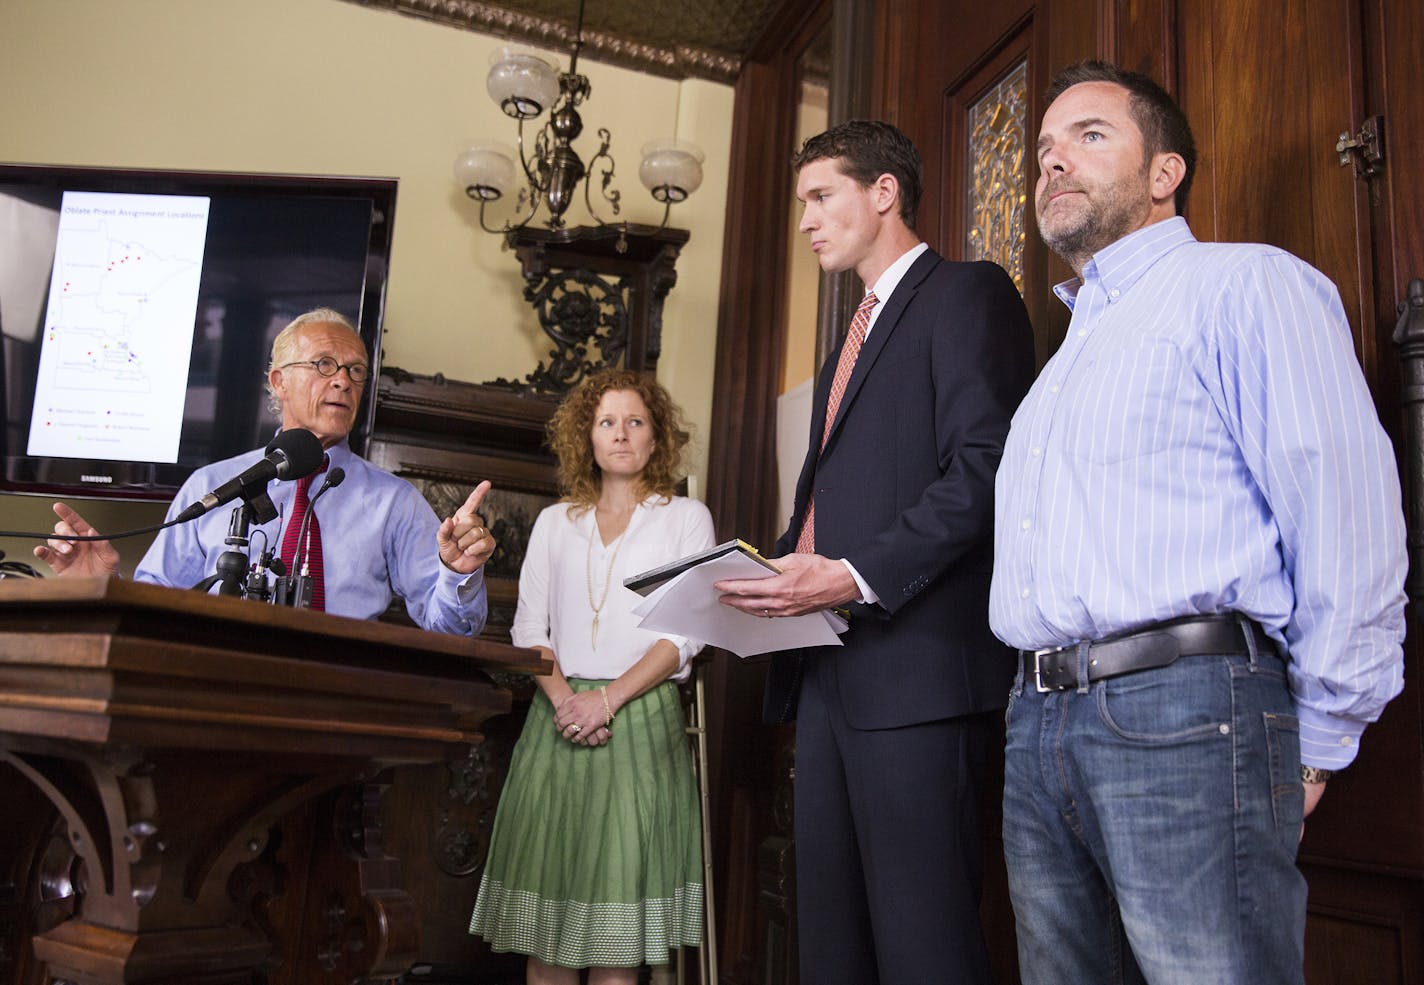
(1176, 0), (1375, 356)
(1303, 861), (1424, 985)
(702, 65), (800, 978)
(855, 1), (1424, 983)
(705, 57), (796, 553)
(706, 4), (834, 981)
(714, 0), (1424, 980)
(1168, 0), (1423, 890)
(877, 0), (1097, 366)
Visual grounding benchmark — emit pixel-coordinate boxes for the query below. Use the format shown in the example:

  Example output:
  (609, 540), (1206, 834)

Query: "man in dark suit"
(717, 121), (1034, 984)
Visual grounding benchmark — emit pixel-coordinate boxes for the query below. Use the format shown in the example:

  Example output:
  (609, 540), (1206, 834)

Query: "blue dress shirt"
(136, 439), (487, 635)
(990, 216), (1406, 768)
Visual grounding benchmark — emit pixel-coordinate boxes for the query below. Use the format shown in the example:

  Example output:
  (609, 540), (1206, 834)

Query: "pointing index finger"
(454, 480), (492, 521)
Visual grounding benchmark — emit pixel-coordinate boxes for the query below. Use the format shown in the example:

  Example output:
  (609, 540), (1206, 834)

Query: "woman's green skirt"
(469, 679), (704, 968)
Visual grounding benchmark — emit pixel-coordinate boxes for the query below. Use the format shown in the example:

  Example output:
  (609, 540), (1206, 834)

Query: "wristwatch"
(1300, 765), (1335, 784)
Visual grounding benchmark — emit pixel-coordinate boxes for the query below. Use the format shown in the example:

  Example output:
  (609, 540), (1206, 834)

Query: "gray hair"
(265, 308), (365, 414)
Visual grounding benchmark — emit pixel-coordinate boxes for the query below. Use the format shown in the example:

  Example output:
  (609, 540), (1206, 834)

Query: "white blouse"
(511, 495), (717, 682)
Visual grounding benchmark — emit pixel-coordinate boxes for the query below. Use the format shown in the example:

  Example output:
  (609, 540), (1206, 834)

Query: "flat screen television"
(0, 163), (397, 502)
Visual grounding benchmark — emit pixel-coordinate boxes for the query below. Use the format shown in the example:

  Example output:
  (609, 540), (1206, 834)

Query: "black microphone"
(173, 428), (324, 524)
(290, 465), (346, 609)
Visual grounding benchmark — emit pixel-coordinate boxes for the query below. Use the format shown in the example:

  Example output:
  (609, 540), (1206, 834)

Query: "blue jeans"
(1003, 643), (1306, 984)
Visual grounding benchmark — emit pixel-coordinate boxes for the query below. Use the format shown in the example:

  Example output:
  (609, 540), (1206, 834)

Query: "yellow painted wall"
(0, 0), (732, 568)
(780, 78), (830, 395)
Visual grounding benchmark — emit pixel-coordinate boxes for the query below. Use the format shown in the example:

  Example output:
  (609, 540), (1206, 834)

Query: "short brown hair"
(547, 368), (691, 510)
(1044, 60), (1198, 214)
(792, 120), (923, 229)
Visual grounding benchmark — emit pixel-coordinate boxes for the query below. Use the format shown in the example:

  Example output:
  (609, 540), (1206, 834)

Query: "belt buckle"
(1033, 645), (1070, 693)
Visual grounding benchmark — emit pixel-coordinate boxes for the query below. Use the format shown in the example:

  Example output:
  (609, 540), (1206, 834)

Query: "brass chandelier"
(453, 0), (705, 234)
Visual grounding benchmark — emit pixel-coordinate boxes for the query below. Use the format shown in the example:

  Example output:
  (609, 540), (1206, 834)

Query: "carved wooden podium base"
(0, 578), (545, 985)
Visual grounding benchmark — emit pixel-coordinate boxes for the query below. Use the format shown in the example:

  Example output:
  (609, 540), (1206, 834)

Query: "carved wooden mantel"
(0, 578), (547, 985)
(486, 223), (690, 397)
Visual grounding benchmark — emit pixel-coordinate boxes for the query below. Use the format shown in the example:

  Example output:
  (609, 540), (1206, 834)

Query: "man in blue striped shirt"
(990, 60), (1406, 984)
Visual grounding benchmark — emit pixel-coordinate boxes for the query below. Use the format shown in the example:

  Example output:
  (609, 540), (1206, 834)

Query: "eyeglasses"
(280, 357), (370, 384)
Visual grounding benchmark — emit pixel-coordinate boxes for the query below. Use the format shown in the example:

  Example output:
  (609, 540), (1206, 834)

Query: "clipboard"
(623, 539), (780, 597)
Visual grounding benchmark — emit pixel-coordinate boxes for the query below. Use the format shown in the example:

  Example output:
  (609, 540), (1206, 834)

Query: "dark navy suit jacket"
(764, 249), (1035, 728)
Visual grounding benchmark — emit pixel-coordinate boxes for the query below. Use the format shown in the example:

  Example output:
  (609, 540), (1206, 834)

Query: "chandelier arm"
(654, 199), (673, 232)
(582, 127), (622, 226)
(516, 117), (547, 192)
(476, 195), (542, 236)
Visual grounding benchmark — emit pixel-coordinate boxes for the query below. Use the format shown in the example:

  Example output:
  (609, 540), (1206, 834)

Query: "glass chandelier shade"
(638, 139), (705, 203)
(485, 47), (560, 120)
(453, 142), (518, 201)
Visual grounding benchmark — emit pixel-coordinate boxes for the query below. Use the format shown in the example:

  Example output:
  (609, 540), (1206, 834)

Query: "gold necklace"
(585, 512), (630, 649)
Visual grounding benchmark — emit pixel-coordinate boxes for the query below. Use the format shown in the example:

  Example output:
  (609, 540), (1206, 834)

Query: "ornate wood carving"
(366, 367), (558, 980)
(339, 0), (744, 82)
(0, 578), (542, 985)
(485, 223), (689, 398)
(432, 745), (502, 879)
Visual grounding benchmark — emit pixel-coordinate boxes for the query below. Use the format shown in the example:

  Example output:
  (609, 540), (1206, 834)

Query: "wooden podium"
(0, 577), (547, 985)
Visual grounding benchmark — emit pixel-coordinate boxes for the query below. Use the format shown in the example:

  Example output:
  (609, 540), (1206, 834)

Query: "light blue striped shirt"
(990, 216), (1405, 768)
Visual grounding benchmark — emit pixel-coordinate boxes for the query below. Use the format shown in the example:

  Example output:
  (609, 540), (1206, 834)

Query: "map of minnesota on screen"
(27, 190), (210, 464)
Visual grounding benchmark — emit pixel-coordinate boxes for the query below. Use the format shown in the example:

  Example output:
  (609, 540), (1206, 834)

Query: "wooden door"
(873, 0), (1424, 980)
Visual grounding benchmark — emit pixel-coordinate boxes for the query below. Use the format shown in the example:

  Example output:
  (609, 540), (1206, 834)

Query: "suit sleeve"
(846, 261), (1034, 614)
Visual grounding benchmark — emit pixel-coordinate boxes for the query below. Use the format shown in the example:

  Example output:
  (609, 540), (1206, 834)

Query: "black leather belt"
(1021, 614), (1277, 693)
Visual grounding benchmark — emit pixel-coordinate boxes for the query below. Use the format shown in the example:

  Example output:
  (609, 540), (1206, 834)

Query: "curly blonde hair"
(548, 368), (690, 510)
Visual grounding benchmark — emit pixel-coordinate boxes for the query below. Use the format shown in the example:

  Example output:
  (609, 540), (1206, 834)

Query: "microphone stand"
(189, 488), (279, 597)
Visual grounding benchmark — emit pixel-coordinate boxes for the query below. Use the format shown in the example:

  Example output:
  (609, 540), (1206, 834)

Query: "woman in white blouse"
(469, 368), (715, 984)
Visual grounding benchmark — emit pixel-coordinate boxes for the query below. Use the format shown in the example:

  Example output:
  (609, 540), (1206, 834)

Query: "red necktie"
(796, 291), (879, 554)
(280, 465), (326, 611)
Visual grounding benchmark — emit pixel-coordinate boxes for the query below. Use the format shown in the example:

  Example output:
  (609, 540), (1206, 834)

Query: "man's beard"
(1036, 167), (1150, 272)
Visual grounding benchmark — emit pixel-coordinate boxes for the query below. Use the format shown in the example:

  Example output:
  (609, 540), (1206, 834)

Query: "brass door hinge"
(1337, 115), (1385, 178)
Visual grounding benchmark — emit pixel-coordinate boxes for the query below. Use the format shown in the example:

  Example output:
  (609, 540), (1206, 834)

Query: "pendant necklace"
(585, 512), (629, 649)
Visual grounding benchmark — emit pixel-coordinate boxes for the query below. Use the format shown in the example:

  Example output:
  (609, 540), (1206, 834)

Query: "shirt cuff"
(511, 630), (554, 651)
(438, 562), (485, 602)
(840, 559), (878, 605)
(1297, 704), (1365, 770)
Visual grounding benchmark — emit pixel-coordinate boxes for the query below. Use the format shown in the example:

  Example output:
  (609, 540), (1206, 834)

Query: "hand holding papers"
(625, 539), (778, 596)
(626, 541), (846, 658)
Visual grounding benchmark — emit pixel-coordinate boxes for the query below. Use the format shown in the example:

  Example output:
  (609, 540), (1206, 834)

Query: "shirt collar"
(869, 242), (930, 302)
(1051, 215), (1196, 310)
(323, 438), (355, 468)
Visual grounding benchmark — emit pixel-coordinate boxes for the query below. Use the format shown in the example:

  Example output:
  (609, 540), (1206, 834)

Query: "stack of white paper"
(630, 551), (846, 658)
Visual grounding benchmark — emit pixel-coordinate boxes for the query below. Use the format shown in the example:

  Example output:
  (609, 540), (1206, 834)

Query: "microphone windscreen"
(325, 467), (347, 489)
(268, 428), (324, 480)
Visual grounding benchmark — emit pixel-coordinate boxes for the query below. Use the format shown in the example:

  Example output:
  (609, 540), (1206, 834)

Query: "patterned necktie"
(280, 462), (327, 611)
(796, 291), (880, 554)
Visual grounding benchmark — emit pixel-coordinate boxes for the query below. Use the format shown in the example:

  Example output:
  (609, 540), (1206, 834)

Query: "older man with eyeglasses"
(36, 308), (494, 636)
